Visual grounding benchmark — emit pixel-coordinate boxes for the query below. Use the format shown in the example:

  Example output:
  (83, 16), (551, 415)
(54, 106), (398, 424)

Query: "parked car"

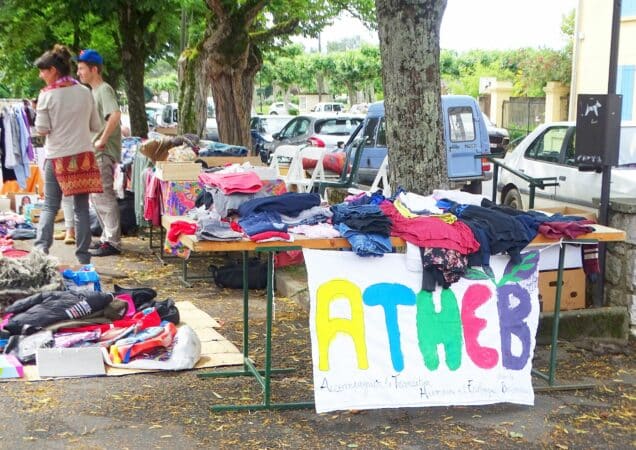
(268, 102), (298, 115)
(351, 98), (492, 193)
(160, 103), (179, 127)
(260, 114), (363, 163)
(310, 102), (346, 113)
(482, 113), (510, 155)
(145, 102), (165, 128)
(349, 103), (369, 115)
(250, 115), (293, 156)
(497, 121), (636, 210)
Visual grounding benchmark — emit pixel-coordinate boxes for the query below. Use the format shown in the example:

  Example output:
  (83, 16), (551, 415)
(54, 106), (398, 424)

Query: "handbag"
(209, 257), (269, 290)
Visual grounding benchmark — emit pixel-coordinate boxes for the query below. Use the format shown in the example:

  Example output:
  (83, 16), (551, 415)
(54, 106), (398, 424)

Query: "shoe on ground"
(90, 242), (121, 257)
(64, 233), (76, 245)
(54, 230), (65, 240)
(89, 240), (102, 250)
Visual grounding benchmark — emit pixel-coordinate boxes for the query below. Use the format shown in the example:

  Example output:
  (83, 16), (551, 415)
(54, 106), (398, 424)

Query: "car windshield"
(315, 118), (363, 135)
(619, 126), (636, 166)
(259, 117), (291, 134)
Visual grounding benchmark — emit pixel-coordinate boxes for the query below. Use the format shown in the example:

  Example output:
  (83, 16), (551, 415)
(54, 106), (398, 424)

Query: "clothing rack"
(0, 99), (27, 108)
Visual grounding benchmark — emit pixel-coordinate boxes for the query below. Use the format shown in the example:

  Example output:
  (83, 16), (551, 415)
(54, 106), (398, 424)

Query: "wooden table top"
(162, 215), (626, 253)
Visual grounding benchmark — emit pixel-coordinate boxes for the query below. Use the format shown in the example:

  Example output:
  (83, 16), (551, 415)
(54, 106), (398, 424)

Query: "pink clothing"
(198, 171), (263, 194)
(143, 169), (161, 226)
(114, 293), (136, 318)
(380, 201), (480, 255)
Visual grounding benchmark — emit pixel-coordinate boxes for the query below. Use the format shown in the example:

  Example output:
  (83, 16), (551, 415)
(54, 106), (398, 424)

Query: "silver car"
(497, 121), (636, 210)
(262, 114), (363, 163)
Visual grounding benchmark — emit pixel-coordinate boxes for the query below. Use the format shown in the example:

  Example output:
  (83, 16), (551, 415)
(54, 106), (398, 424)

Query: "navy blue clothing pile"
(331, 203), (393, 257)
(238, 192), (322, 218)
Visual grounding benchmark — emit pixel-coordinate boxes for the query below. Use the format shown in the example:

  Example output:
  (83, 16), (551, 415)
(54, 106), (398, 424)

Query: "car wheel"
(503, 188), (523, 210)
(270, 111), (278, 115)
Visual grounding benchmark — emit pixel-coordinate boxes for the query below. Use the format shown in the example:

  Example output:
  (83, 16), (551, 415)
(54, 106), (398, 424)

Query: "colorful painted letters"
(315, 279), (532, 372)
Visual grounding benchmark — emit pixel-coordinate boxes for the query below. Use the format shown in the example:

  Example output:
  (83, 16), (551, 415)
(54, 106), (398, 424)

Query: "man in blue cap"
(77, 49), (122, 257)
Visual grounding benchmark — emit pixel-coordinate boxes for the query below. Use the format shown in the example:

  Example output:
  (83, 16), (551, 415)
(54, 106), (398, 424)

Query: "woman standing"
(33, 44), (102, 264)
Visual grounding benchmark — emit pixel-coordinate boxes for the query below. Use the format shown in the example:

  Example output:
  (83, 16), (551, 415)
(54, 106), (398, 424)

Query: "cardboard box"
(199, 156), (264, 167)
(155, 161), (202, 181)
(536, 206), (597, 222)
(538, 268), (586, 312)
(154, 126), (178, 136)
(36, 347), (105, 378)
(28, 208), (64, 223)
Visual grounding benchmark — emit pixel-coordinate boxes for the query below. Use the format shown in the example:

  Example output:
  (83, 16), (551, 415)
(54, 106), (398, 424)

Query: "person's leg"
(91, 155), (122, 251)
(34, 160), (63, 254)
(62, 195), (75, 243)
(54, 195), (74, 240)
(73, 193), (91, 264)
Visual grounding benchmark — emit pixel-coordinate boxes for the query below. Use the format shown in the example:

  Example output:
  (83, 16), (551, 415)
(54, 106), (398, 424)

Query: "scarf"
(40, 75), (79, 92)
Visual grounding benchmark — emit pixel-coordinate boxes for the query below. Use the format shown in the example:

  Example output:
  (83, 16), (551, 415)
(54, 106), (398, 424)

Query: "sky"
(297, 0), (577, 52)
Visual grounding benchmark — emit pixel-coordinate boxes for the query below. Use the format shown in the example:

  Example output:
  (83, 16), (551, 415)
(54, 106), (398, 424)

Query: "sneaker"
(54, 230), (66, 240)
(90, 242), (121, 257)
(64, 233), (76, 245)
(89, 240), (102, 250)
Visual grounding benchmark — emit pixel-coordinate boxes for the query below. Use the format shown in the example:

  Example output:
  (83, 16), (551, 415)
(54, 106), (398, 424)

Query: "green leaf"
(463, 267), (492, 281)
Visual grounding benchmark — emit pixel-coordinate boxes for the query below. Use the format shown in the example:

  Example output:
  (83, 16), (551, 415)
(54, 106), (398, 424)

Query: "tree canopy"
(192, 0), (376, 145)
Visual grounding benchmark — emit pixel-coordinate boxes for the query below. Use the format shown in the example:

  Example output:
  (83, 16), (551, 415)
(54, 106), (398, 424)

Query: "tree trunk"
(317, 74), (324, 102)
(120, 51), (148, 139)
(346, 82), (356, 107)
(203, 21), (261, 147)
(118, 6), (149, 139)
(375, 0), (448, 195)
(178, 48), (208, 137)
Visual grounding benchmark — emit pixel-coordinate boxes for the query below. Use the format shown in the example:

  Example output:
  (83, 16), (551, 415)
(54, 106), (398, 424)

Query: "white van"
(311, 102), (346, 113)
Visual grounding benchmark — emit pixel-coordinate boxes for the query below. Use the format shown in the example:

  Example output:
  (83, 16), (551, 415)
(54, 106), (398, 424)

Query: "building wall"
(571, 0), (636, 120)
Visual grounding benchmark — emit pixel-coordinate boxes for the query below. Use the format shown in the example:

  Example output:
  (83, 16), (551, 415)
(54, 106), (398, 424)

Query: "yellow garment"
(393, 198), (457, 224)
(393, 198), (419, 218)
(430, 213), (457, 224)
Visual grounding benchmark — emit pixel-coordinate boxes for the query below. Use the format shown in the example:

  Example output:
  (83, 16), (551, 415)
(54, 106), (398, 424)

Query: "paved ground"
(0, 230), (634, 449)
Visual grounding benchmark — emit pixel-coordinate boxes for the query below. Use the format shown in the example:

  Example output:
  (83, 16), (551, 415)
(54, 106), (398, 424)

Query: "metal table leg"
(532, 242), (595, 391)
(198, 247), (314, 411)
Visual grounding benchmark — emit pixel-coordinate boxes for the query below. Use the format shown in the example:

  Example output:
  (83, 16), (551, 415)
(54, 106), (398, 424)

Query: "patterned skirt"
(52, 151), (104, 196)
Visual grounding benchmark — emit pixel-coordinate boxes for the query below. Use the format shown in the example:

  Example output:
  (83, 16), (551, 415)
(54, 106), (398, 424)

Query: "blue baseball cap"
(77, 49), (103, 65)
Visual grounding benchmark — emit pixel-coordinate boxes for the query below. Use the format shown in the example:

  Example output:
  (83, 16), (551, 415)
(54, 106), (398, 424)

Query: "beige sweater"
(36, 84), (101, 158)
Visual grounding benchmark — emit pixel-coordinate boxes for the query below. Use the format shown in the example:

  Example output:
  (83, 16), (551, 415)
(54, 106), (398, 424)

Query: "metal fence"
(502, 97), (546, 144)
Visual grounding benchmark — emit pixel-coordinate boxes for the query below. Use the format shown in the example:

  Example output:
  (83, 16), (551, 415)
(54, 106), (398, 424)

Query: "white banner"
(303, 249), (540, 413)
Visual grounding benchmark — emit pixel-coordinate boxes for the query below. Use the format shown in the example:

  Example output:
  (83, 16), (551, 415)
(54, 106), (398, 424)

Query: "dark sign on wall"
(575, 94), (622, 167)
